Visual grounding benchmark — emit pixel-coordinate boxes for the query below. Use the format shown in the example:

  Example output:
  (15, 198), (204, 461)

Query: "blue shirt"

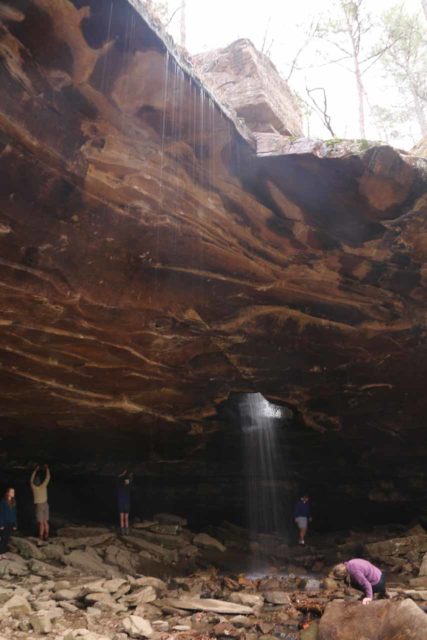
(294, 499), (311, 518)
(0, 499), (17, 526)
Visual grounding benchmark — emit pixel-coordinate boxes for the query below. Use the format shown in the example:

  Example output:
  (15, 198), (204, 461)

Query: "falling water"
(239, 393), (289, 538)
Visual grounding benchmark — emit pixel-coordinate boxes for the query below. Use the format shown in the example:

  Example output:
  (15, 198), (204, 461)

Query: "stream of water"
(239, 392), (289, 538)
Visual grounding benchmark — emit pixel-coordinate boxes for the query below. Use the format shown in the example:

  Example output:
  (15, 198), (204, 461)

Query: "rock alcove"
(0, 0), (426, 532)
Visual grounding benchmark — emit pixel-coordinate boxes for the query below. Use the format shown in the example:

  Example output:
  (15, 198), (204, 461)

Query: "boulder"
(104, 544), (139, 574)
(229, 593), (264, 607)
(419, 552), (427, 576)
(365, 535), (427, 569)
(0, 556), (29, 577)
(305, 579), (322, 591)
(84, 592), (125, 613)
(10, 537), (44, 560)
(29, 559), (65, 578)
(61, 534), (114, 550)
(318, 599), (427, 640)
(229, 615), (254, 628)
(193, 533), (226, 552)
(125, 586), (157, 607)
(54, 580), (71, 591)
(133, 577), (167, 592)
(122, 615), (154, 638)
(263, 591), (291, 605)
(59, 601), (78, 613)
(322, 578), (338, 591)
(33, 598), (57, 611)
(30, 611), (52, 634)
(126, 536), (177, 563)
(103, 578), (129, 594)
(65, 549), (119, 578)
(0, 594), (32, 617)
(44, 544), (67, 563)
(134, 603), (162, 620)
(194, 39), (303, 137)
(0, 588), (14, 604)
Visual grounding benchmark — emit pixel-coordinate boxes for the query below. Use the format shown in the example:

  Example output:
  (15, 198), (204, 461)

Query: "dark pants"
(351, 573), (387, 597)
(0, 524), (13, 554)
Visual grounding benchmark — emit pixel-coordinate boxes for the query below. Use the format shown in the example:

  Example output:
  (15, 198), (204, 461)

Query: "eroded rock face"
(0, 0), (426, 523)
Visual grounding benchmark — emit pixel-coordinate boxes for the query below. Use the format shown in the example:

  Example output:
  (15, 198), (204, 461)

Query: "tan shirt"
(30, 468), (50, 504)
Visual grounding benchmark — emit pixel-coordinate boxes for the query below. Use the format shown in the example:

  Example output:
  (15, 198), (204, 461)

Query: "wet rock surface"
(0, 519), (425, 639)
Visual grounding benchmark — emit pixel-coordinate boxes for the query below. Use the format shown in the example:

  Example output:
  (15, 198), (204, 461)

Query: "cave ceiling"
(0, 0), (426, 461)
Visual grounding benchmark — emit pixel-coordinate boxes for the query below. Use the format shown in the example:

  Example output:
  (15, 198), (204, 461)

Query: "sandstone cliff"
(0, 0), (426, 520)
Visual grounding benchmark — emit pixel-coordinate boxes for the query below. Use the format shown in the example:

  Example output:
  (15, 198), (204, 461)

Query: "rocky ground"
(0, 516), (426, 639)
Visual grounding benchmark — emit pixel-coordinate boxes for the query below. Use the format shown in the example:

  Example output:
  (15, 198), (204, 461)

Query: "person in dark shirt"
(117, 470), (133, 536)
(294, 493), (312, 545)
(0, 487), (17, 558)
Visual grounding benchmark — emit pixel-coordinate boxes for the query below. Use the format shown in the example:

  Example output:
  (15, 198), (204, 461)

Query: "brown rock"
(194, 39), (303, 136)
(318, 599), (427, 640)
(263, 591), (291, 605)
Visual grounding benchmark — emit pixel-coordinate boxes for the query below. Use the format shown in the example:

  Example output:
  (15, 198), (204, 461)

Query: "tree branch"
(305, 84), (336, 137)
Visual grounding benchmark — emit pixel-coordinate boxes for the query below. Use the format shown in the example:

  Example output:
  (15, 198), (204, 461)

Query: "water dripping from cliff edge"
(238, 393), (292, 563)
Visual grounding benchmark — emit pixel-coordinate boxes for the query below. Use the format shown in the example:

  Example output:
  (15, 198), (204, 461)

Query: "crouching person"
(332, 558), (388, 604)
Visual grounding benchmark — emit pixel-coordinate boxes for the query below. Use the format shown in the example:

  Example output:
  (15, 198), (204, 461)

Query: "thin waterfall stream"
(238, 393), (292, 559)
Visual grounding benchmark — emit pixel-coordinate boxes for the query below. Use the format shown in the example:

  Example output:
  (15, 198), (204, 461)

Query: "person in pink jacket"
(332, 558), (387, 605)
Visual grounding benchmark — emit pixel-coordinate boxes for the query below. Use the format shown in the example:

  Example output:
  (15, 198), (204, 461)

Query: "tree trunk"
(340, 0), (366, 138)
(412, 87), (427, 136)
(180, 0), (186, 49)
(354, 57), (366, 138)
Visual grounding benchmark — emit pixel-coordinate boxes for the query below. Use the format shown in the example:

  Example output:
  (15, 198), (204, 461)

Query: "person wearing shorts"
(30, 465), (51, 541)
(294, 493), (312, 545)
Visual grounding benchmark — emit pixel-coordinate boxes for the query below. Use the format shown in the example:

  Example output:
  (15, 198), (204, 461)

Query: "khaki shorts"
(295, 516), (308, 529)
(35, 502), (49, 523)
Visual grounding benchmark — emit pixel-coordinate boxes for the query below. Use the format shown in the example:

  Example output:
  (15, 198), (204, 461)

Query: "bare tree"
(378, 6), (427, 138)
(316, 0), (398, 138)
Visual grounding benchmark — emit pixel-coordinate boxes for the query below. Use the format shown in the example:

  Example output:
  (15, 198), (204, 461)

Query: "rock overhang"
(0, 0), (425, 505)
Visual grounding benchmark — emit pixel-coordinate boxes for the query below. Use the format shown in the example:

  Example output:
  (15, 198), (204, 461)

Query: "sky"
(163, 0), (425, 149)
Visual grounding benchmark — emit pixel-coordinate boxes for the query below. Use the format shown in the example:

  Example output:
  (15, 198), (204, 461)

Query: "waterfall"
(239, 392), (290, 538)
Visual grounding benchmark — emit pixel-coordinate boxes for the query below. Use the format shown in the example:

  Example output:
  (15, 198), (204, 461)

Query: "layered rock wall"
(0, 0), (426, 523)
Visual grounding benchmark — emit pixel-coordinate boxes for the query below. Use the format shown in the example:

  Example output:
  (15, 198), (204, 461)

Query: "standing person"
(0, 487), (17, 559)
(117, 470), (133, 535)
(30, 464), (51, 541)
(294, 493), (312, 545)
(332, 559), (388, 604)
